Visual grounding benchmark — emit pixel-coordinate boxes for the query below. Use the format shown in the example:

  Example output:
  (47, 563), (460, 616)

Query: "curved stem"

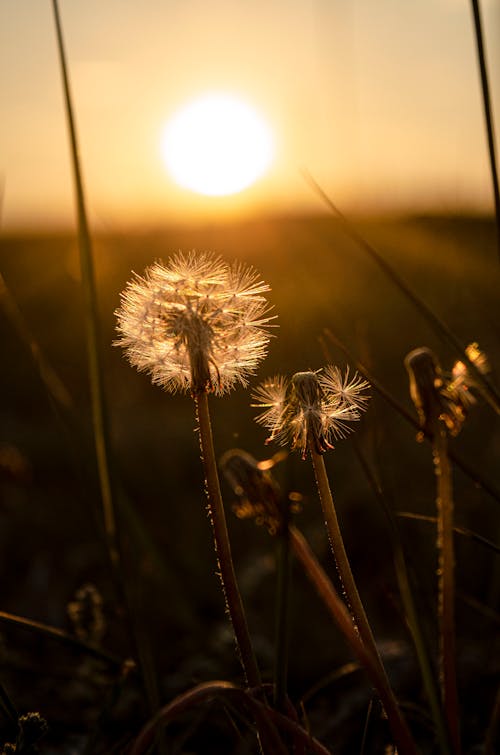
(433, 428), (461, 754)
(309, 445), (417, 755)
(195, 391), (261, 688)
(130, 680), (331, 755)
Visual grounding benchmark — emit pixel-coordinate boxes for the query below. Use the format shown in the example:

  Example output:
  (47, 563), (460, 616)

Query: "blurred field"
(0, 213), (499, 752)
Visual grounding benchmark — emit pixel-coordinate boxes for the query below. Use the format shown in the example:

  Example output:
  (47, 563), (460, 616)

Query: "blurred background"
(1, 1), (499, 753)
(1, 0), (500, 228)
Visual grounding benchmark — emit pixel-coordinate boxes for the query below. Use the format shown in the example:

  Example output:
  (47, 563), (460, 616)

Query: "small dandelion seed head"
(115, 251), (274, 395)
(252, 366), (370, 459)
(405, 345), (483, 437)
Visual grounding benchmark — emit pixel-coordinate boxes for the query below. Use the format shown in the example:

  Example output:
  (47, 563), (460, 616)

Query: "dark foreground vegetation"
(0, 214), (498, 753)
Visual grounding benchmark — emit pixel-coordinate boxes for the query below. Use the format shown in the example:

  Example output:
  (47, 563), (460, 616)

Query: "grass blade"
(51, 0), (162, 721)
(353, 444), (451, 755)
(304, 171), (500, 412)
(470, 0), (500, 263)
(51, 0), (120, 584)
(0, 610), (122, 667)
(397, 512), (500, 556)
(321, 329), (500, 506)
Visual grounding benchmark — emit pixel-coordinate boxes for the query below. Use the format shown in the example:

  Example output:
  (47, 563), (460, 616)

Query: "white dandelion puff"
(253, 367), (370, 459)
(115, 251), (275, 395)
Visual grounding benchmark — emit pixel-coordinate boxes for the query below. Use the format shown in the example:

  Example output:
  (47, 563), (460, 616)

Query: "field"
(0, 214), (498, 753)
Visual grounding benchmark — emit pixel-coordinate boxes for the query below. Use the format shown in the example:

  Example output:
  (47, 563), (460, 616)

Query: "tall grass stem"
(0, 610), (122, 667)
(321, 328), (500, 506)
(470, 0), (500, 263)
(51, 0), (161, 721)
(51, 0), (120, 590)
(354, 445), (451, 755)
(304, 173), (500, 412)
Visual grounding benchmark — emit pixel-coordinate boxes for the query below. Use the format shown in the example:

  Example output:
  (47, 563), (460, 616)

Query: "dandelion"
(115, 251), (274, 395)
(220, 448), (416, 727)
(253, 368), (417, 755)
(406, 343), (490, 438)
(405, 346), (463, 754)
(252, 367), (369, 459)
(116, 251), (274, 690)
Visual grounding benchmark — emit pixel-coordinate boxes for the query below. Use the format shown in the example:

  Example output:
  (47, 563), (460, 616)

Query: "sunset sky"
(1, 0), (499, 230)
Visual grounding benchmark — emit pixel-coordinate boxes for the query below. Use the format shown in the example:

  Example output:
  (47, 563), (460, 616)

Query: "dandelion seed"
(253, 367), (369, 459)
(115, 251), (274, 395)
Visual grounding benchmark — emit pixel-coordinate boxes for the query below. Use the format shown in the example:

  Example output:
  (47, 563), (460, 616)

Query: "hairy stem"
(309, 445), (417, 755)
(433, 427), (461, 754)
(195, 391), (261, 688)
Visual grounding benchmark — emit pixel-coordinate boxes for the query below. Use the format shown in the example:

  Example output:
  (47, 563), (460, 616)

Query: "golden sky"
(1, 0), (499, 229)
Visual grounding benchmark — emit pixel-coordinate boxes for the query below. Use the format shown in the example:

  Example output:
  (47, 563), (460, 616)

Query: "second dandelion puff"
(253, 367), (369, 458)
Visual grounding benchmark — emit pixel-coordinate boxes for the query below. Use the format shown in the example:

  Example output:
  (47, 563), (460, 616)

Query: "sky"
(1, 0), (499, 230)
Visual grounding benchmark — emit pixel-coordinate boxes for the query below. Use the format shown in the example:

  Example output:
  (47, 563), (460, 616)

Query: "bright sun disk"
(161, 93), (275, 197)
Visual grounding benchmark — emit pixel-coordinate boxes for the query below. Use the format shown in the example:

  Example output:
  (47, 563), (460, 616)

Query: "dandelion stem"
(433, 426), (462, 754)
(308, 444), (417, 755)
(195, 391), (261, 689)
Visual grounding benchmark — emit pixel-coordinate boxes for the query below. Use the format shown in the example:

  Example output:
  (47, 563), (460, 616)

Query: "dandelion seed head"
(115, 251), (274, 395)
(405, 345), (481, 437)
(253, 366), (370, 459)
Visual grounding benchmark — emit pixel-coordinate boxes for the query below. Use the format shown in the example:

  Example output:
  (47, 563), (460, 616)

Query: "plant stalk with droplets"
(116, 251), (275, 688)
(253, 368), (417, 755)
(406, 347), (463, 755)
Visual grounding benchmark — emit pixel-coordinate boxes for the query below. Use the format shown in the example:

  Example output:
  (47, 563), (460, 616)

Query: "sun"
(161, 93), (275, 197)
